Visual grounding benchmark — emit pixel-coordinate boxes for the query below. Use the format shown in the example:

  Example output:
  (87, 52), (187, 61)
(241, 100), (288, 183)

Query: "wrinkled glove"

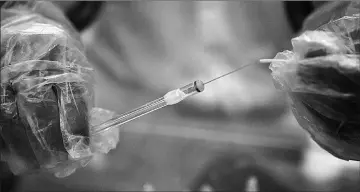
(268, 2), (360, 161)
(0, 0), (119, 177)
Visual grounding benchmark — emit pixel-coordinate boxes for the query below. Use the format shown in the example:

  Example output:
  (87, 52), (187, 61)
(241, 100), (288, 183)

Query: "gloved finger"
(0, 0), (94, 175)
(1, 1), (81, 43)
(1, 35), (93, 175)
(294, 56), (360, 118)
(268, 1), (360, 161)
(302, 1), (352, 31)
(289, 91), (360, 161)
(1, 0), (119, 177)
(30, 1), (81, 40)
(2, 1), (70, 29)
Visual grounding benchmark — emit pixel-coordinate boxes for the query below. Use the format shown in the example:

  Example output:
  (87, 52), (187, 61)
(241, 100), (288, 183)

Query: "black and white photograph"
(0, 1), (359, 191)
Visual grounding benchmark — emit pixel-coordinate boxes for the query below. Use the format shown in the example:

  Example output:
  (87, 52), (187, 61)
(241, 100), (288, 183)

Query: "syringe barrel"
(92, 97), (167, 134)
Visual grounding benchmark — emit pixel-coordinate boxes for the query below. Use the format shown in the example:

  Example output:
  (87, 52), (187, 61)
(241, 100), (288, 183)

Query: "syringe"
(91, 62), (252, 136)
(92, 80), (205, 135)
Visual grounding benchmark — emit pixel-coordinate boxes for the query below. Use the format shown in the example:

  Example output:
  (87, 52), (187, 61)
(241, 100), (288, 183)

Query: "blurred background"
(10, 1), (360, 191)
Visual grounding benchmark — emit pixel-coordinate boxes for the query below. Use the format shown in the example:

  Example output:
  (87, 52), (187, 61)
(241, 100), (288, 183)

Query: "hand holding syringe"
(91, 63), (252, 135)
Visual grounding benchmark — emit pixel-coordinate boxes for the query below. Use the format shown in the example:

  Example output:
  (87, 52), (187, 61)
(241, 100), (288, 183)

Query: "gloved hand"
(268, 2), (360, 161)
(0, 0), (119, 177)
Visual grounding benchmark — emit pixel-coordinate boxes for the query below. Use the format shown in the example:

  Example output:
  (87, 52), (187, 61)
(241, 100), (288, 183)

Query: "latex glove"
(0, 1), (118, 177)
(268, 2), (360, 161)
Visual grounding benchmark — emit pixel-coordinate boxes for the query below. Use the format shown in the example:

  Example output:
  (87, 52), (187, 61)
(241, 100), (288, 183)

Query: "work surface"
(18, 120), (306, 191)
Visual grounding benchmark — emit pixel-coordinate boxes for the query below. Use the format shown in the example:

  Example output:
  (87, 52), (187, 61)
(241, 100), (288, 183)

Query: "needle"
(204, 63), (253, 85)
